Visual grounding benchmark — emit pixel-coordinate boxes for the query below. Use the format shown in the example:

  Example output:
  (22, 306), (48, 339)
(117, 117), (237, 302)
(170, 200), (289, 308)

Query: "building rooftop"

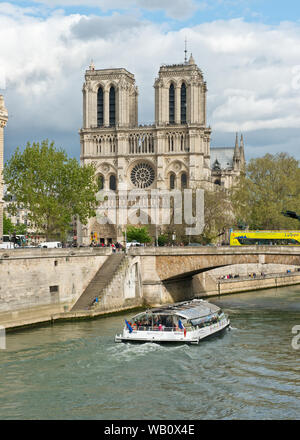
(210, 147), (234, 170)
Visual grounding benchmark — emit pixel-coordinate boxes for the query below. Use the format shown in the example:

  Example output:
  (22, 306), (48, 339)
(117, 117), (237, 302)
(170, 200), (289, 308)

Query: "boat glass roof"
(132, 300), (220, 320)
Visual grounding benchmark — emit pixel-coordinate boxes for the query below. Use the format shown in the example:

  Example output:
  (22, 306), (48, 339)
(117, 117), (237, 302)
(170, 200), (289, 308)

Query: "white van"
(126, 240), (141, 248)
(38, 242), (62, 249)
(0, 242), (19, 249)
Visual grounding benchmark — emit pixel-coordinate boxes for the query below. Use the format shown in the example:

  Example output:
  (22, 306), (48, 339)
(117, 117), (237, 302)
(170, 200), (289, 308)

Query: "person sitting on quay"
(92, 296), (99, 306)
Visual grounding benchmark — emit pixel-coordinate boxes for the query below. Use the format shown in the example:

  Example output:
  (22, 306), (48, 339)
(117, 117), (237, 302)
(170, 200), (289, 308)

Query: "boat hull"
(115, 318), (230, 344)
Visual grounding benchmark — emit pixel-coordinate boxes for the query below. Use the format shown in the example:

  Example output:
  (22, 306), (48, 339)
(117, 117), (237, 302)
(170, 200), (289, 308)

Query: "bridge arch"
(130, 247), (300, 304)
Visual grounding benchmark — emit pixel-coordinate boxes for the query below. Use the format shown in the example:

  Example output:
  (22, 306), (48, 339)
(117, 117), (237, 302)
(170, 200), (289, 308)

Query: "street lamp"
(124, 226), (128, 254)
(172, 231), (176, 246)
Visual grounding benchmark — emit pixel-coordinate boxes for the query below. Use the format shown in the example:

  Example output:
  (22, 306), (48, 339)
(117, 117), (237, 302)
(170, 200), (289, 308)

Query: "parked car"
(126, 240), (141, 248)
(38, 241), (62, 249)
(0, 242), (19, 249)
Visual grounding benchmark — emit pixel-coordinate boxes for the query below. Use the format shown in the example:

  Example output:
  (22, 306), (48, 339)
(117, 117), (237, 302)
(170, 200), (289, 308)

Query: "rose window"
(130, 162), (155, 188)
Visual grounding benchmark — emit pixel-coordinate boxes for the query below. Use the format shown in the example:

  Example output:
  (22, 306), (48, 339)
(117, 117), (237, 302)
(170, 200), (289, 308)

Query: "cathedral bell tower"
(154, 54), (207, 127)
(153, 53), (211, 188)
(82, 63), (138, 130)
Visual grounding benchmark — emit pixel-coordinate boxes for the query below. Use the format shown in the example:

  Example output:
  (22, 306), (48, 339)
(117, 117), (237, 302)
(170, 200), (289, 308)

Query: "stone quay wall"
(0, 248), (113, 329)
(193, 263), (300, 297)
(1, 246), (300, 330)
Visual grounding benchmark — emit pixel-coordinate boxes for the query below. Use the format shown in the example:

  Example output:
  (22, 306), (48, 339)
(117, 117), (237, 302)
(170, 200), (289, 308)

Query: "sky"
(1, 0), (300, 162)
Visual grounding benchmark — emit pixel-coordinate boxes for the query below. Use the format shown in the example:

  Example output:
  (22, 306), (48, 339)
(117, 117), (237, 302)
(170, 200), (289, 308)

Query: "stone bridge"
(129, 246), (300, 304)
(1, 245), (300, 329)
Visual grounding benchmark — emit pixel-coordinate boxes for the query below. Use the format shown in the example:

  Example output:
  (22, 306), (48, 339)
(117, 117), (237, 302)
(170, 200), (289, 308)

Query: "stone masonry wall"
(0, 248), (111, 328)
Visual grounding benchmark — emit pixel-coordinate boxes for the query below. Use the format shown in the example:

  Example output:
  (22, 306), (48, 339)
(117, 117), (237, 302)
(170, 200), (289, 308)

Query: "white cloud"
(70, 12), (146, 40)
(27, 0), (199, 19)
(1, 6), (300, 160)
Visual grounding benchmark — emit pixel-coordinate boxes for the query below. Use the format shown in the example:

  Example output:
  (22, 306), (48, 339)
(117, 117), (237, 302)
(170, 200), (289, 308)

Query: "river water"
(0, 286), (299, 420)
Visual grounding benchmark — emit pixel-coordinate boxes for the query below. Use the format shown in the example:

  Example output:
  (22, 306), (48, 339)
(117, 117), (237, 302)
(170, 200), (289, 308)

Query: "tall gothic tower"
(0, 95), (8, 242)
(153, 53), (211, 188)
(79, 56), (243, 245)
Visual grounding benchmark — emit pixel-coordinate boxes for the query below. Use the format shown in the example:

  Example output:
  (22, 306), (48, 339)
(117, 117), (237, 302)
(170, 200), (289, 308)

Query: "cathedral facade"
(78, 55), (245, 245)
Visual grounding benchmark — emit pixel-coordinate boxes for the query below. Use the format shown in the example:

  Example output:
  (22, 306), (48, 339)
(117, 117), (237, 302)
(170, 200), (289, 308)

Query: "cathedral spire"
(233, 132), (241, 171)
(239, 134), (246, 167)
(184, 37), (188, 64)
(234, 132), (240, 158)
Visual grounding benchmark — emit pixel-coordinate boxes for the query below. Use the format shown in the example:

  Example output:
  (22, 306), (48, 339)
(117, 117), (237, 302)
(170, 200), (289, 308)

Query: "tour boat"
(115, 299), (230, 344)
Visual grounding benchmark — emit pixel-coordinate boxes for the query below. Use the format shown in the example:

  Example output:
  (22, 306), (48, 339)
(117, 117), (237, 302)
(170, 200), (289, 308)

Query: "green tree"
(14, 223), (28, 235)
(231, 153), (300, 230)
(197, 188), (233, 244)
(157, 234), (168, 246)
(125, 226), (152, 244)
(164, 189), (232, 244)
(4, 140), (98, 241)
(3, 212), (14, 235)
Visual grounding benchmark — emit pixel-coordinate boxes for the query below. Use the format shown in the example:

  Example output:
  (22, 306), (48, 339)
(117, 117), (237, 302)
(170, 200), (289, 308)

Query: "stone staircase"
(71, 253), (125, 311)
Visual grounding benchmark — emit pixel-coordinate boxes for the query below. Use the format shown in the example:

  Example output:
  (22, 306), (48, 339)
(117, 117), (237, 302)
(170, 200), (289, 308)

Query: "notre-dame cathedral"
(78, 54), (245, 245)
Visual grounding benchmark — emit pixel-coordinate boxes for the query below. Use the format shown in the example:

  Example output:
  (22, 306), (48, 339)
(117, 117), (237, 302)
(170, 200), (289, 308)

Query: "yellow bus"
(230, 230), (300, 246)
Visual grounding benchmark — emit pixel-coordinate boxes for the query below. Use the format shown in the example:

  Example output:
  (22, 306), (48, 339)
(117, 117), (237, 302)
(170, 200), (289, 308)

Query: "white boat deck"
(115, 299), (230, 344)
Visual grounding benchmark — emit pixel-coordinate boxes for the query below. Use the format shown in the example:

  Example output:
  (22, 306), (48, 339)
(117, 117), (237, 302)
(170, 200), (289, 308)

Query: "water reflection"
(0, 286), (300, 419)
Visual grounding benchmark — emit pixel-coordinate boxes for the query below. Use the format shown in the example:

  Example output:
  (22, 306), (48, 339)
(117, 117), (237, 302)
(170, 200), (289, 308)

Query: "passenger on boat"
(166, 318), (173, 327)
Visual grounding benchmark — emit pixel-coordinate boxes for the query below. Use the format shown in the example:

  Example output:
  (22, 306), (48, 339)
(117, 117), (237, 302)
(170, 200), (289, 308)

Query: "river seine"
(0, 286), (299, 420)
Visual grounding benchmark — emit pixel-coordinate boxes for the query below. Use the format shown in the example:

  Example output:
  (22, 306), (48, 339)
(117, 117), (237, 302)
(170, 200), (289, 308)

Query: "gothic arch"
(128, 133), (154, 154)
(96, 162), (117, 176)
(104, 80), (119, 92)
(96, 173), (105, 191)
(169, 172), (176, 190)
(109, 173), (117, 191)
(177, 79), (188, 87)
(97, 86), (104, 127)
(167, 132), (175, 151)
(109, 85), (116, 126)
(180, 171), (188, 189)
(165, 160), (188, 175)
(180, 82), (187, 124)
(169, 82), (175, 124)
(92, 81), (106, 93)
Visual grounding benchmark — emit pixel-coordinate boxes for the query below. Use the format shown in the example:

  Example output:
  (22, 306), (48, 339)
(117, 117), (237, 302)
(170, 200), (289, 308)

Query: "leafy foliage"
(125, 225), (152, 244)
(157, 234), (168, 246)
(3, 212), (14, 235)
(3, 140), (98, 240)
(164, 189), (232, 244)
(231, 153), (300, 230)
(201, 188), (233, 243)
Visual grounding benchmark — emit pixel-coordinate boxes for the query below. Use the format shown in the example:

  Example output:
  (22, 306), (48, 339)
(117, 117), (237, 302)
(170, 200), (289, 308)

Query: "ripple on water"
(0, 287), (300, 419)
